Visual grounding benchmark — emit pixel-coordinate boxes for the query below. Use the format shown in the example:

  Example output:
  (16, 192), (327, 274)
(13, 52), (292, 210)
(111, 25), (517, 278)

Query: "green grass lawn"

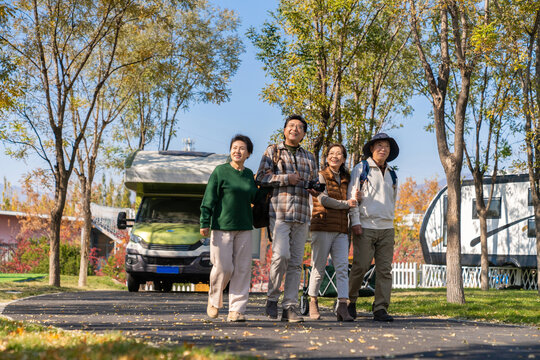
(0, 274), (125, 302)
(319, 288), (540, 326)
(0, 317), (249, 360)
(0, 274), (250, 359)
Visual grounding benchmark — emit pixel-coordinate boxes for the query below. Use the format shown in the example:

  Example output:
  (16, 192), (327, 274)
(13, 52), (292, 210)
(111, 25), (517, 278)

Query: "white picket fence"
(420, 264), (538, 290)
(392, 262), (418, 289)
(391, 263), (538, 290)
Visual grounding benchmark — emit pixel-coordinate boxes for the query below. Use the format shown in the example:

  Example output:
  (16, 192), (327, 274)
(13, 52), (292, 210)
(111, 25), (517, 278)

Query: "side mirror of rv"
(117, 212), (133, 229)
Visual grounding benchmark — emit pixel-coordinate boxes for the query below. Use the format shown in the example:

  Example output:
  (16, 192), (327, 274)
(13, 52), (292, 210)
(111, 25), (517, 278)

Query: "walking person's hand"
(288, 173), (301, 185)
(200, 228), (210, 237)
(352, 225), (363, 235)
(355, 189), (362, 202)
(306, 189), (320, 197)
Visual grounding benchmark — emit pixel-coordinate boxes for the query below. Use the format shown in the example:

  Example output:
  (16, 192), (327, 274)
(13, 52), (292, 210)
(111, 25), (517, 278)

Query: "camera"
(304, 180), (326, 192)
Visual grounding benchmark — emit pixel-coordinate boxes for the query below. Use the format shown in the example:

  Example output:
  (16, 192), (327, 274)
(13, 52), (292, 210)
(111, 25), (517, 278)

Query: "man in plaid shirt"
(256, 114), (319, 323)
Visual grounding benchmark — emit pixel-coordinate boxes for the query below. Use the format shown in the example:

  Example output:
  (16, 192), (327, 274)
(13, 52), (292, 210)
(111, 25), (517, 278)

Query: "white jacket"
(347, 157), (397, 230)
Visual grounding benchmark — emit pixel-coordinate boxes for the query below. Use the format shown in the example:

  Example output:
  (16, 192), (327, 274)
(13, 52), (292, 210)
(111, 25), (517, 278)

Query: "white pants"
(267, 218), (309, 307)
(208, 230), (252, 313)
(308, 231), (349, 299)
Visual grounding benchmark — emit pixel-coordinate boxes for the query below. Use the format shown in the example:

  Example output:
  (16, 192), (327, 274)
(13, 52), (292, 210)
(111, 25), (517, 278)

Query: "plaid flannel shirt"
(255, 142), (318, 224)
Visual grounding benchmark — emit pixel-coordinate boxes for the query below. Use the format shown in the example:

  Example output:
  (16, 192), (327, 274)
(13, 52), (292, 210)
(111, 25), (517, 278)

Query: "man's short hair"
(284, 114), (308, 132)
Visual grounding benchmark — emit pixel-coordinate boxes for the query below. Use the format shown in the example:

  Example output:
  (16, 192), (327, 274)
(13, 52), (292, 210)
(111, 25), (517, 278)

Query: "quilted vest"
(310, 167), (349, 234)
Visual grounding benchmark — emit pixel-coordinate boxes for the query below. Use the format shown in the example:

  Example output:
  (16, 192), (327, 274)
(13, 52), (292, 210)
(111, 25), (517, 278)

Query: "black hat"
(362, 133), (399, 162)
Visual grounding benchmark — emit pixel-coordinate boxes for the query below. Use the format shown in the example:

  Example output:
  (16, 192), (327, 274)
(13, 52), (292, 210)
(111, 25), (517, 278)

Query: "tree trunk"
(78, 180), (93, 287)
(78, 222), (88, 287)
(445, 173), (466, 304)
(479, 214), (489, 291)
(471, 172), (490, 291)
(535, 207), (540, 295)
(49, 188), (67, 287)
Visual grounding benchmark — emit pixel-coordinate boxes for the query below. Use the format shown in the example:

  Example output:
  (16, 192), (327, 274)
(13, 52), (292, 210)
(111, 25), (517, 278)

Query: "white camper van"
(117, 150), (228, 292)
(419, 174), (537, 268)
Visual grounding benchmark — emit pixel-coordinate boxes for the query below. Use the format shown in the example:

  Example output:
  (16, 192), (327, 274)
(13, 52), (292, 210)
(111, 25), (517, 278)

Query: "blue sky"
(0, 1), (445, 187)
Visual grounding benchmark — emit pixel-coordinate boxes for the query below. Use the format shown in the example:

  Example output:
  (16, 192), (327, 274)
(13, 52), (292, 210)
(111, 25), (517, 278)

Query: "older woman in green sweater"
(200, 134), (261, 322)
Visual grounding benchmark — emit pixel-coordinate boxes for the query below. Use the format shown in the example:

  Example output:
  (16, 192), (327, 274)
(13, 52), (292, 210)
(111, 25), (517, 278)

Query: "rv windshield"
(137, 196), (201, 224)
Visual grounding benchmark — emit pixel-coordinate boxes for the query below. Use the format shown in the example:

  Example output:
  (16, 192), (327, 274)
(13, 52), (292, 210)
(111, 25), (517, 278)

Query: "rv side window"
(472, 198), (501, 219)
(528, 219), (536, 238)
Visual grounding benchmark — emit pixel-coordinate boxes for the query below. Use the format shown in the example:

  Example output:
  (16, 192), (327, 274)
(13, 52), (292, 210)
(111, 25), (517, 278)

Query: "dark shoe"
(281, 306), (304, 323)
(373, 309), (394, 322)
(347, 302), (357, 319)
(265, 300), (278, 319)
(336, 302), (354, 322)
(309, 297), (321, 320)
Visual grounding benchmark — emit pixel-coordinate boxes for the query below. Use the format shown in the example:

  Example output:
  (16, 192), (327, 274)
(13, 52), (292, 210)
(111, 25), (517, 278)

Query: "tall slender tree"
(248, 0), (415, 165)
(0, 0), (148, 286)
(462, 61), (516, 290)
(409, 0), (489, 303)
(510, 5), (540, 293)
(111, 0), (243, 153)
(488, 0), (540, 294)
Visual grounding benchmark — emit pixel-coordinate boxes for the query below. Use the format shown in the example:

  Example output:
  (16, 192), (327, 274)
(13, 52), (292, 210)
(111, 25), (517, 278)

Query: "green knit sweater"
(200, 163), (260, 231)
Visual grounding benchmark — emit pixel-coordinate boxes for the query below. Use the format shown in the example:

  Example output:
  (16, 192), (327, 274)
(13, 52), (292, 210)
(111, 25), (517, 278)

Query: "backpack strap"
(359, 160), (370, 187)
(389, 168), (397, 187)
(360, 159), (397, 188)
(271, 144), (282, 173)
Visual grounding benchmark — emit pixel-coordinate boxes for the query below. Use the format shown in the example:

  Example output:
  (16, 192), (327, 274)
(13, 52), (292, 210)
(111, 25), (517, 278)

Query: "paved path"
(3, 291), (539, 359)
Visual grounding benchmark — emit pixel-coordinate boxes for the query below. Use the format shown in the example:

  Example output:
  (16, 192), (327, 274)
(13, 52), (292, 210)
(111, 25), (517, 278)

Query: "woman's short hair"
(230, 134), (254, 154)
(284, 114), (308, 132)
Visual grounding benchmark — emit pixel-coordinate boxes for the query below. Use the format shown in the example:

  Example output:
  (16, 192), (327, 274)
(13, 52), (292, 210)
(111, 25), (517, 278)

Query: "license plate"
(156, 266), (180, 274)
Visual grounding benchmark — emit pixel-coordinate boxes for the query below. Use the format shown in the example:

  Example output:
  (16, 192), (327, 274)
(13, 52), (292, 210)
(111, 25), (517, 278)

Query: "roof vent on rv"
(158, 151), (214, 157)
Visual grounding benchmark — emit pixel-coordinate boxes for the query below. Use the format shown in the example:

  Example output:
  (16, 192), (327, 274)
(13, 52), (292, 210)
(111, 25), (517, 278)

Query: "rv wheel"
(126, 273), (140, 292)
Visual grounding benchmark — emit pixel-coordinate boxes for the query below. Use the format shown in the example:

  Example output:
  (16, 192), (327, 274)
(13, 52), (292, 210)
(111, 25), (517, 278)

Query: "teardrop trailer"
(117, 150), (228, 292)
(420, 174), (537, 270)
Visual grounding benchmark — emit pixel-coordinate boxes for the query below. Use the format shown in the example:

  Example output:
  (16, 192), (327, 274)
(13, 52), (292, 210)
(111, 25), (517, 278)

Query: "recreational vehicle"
(420, 174), (537, 268)
(117, 150), (228, 292)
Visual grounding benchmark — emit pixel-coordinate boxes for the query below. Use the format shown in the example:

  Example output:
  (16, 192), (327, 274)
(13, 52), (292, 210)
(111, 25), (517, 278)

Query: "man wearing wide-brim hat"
(346, 133), (399, 322)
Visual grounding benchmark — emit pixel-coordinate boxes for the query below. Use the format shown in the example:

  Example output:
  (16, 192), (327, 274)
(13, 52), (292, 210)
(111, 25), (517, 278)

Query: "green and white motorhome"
(117, 150), (228, 292)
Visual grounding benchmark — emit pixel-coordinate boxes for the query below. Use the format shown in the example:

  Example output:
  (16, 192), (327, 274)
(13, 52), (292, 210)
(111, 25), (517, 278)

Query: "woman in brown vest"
(309, 143), (357, 321)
